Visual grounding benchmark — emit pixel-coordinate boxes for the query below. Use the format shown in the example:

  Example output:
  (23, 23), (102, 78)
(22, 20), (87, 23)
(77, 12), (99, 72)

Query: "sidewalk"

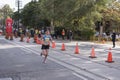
(93, 40), (120, 48)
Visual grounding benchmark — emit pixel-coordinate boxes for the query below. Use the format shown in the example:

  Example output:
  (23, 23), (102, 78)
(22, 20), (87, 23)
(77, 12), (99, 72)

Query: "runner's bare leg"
(40, 49), (44, 56)
(43, 49), (48, 63)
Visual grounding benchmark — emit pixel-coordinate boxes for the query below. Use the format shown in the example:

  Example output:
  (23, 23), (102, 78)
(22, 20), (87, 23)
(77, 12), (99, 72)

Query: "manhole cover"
(0, 78), (12, 80)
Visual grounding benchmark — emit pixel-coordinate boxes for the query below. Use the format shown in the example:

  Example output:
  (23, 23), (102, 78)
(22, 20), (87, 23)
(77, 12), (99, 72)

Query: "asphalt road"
(0, 37), (89, 80)
(0, 36), (120, 80)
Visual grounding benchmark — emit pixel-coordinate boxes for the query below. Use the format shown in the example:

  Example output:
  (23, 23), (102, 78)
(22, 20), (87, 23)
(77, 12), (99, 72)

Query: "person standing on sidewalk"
(69, 30), (73, 41)
(61, 29), (65, 40)
(19, 28), (24, 42)
(41, 30), (53, 63)
(111, 31), (116, 48)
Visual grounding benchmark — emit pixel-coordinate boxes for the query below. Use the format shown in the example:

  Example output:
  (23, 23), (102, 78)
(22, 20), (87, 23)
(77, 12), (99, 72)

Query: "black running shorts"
(41, 44), (50, 49)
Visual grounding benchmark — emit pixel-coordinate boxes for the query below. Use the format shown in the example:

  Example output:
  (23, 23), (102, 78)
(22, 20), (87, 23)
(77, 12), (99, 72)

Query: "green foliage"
(0, 4), (13, 25)
(20, 1), (41, 27)
(1, 4), (13, 18)
(100, 0), (120, 32)
(17, 0), (113, 40)
(73, 27), (95, 40)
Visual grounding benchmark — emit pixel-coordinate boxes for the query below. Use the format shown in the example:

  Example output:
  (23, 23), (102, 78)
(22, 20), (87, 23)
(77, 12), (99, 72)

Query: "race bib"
(45, 37), (49, 41)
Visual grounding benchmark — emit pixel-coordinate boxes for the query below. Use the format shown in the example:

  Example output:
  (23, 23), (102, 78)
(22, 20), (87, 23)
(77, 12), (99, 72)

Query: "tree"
(19, 0), (111, 40)
(101, 0), (120, 32)
(0, 4), (13, 26)
(20, 1), (41, 28)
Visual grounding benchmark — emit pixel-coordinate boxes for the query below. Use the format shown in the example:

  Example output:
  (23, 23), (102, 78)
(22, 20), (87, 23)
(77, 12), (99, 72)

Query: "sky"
(0, 0), (32, 11)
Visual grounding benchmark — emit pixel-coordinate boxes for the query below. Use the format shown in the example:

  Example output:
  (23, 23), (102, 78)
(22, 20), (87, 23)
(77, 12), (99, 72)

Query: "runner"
(41, 30), (52, 63)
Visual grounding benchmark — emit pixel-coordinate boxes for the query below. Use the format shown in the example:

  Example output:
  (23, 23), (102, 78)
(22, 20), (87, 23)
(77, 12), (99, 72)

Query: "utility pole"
(17, 0), (20, 29)
(15, 0), (22, 29)
(51, 0), (55, 34)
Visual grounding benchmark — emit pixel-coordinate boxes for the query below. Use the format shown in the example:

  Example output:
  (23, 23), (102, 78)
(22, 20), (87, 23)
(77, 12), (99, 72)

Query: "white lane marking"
(21, 48), (32, 54)
(0, 78), (12, 80)
(73, 72), (88, 80)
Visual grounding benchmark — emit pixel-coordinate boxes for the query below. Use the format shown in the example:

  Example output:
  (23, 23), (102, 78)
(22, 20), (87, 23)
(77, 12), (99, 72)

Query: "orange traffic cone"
(89, 46), (97, 58)
(74, 43), (80, 54)
(106, 48), (114, 63)
(36, 37), (41, 44)
(52, 41), (56, 48)
(26, 37), (30, 43)
(61, 43), (65, 51)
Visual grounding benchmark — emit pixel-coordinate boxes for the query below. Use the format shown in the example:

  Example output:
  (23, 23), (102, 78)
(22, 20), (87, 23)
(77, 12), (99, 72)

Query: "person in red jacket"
(5, 16), (13, 40)
(61, 29), (65, 40)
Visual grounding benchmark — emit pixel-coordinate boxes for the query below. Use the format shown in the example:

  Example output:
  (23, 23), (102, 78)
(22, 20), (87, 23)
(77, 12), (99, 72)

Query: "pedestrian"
(34, 28), (39, 43)
(69, 30), (73, 41)
(30, 28), (34, 37)
(111, 31), (116, 48)
(38, 29), (41, 38)
(40, 30), (53, 63)
(41, 28), (44, 35)
(66, 30), (69, 40)
(19, 28), (24, 42)
(54, 30), (58, 39)
(14, 28), (18, 38)
(61, 29), (65, 40)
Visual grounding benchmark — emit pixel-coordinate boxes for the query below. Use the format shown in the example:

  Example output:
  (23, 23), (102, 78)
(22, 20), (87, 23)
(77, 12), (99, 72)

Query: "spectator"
(61, 29), (65, 40)
(111, 31), (116, 48)
(69, 30), (73, 41)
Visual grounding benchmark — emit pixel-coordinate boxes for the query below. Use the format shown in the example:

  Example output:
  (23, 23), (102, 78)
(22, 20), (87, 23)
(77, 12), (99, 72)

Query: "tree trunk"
(98, 26), (103, 42)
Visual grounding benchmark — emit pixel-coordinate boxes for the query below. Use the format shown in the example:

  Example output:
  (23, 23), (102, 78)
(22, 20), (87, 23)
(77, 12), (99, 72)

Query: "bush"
(73, 28), (94, 40)
(73, 35), (81, 40)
